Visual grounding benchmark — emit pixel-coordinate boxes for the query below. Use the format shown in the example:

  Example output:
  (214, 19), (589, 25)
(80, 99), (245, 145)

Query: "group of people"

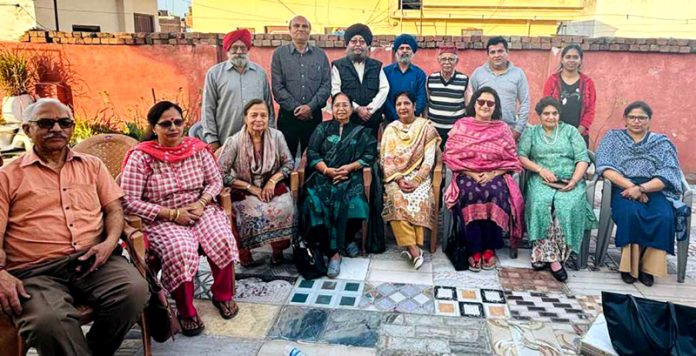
(0, 16), (687, 356)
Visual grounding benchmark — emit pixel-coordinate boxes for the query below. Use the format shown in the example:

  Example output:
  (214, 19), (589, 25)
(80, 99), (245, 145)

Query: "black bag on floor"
(602, 291), (696, 356)
(292, 235), (327, 280)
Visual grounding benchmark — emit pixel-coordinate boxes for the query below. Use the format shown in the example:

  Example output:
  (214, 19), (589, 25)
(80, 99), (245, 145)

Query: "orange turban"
(223, 29), (252, 52)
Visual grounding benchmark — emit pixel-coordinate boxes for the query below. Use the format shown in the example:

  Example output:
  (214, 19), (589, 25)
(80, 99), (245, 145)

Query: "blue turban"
(393, 34), (418, 53)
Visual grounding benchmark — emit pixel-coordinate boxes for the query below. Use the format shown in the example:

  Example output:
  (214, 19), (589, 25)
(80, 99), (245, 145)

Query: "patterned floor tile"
(193, 301), (280, 339)
(234, 277), (294, 304)
(499, 267), (566, 293)
(268, 306), (330, 342)
(432, 269), (502, 290)
(433, 287), (509, 319)
(151, 336), (262, 356)
(319, 309), (382, 347)
(287, 278), (364, 309)
(551, 323), (588, 355)
(379, 313), (492, 355)
(488, 319), (566, 356)
(359, 283), (434, 315)
(235, 251), (300, 278)
(505, 291), (591, 324)
(576, 295), (603, 320)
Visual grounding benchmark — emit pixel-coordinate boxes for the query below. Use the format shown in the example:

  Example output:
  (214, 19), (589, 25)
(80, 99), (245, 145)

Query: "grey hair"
(288, 15), (311, 29)
(22, 98), (73, 123)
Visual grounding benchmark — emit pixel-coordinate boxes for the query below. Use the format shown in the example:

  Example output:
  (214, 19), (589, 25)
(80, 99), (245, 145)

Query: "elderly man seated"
(0, 98), (148, 356)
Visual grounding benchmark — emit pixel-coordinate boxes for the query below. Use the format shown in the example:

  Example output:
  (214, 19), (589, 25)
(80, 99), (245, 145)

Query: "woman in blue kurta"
(595, 101), (683, 287)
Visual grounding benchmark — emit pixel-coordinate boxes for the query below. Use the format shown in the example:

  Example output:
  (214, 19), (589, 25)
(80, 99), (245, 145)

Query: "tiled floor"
(93, 213), (696, 356)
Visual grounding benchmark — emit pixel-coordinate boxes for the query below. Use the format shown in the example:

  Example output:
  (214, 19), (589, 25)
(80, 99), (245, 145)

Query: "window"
(72, 25), (100, 32)
(134, 13), (154, 33)
(398, 0), (421, 10)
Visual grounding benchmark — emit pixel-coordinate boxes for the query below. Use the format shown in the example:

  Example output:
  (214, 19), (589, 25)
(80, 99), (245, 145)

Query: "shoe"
(412, 248), (424, 270)
(345, 242), (360, 258)
(178, 315), (205, 337)
(621, 272), (636, 284)
(638, 272), (654, 287)
(550, 264), (568, 282)
(482, 250), (497, 270)
(531, 262), (549, 271)
(468, 253), (482, 272)
(327, 257), (341, 278)
(212, 300), (239, 320)
(239, 257), (264, 268)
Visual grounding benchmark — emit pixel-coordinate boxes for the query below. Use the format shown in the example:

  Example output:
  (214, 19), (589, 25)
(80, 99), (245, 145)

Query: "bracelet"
(638, 185), (647, 193)
(175, 209), (181, 221)
(244, 183), (251, 191)
(322, 166), (328, 175)
(538, 167), (544, 174)
(197, 200), (207, 209)
(168, 208), (175, 221)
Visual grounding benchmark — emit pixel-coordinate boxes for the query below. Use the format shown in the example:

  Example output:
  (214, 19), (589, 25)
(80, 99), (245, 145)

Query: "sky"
(158, 0), (191, 17)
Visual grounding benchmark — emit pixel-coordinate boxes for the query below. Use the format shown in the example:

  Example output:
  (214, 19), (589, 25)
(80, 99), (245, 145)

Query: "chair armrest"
(291, 171), (299, 202)
(363, 167), (372, 202)
(219, 187), (232, 219)
(433, 161), (443, 190)
(124, 214), (143, 230)
(297, 151), (308, 188)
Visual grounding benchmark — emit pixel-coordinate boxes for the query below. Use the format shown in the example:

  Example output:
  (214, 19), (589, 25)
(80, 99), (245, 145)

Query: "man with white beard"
(201, 29), (274, 151)
(330, 23), (389, 136)
(382, 34), (427, 122)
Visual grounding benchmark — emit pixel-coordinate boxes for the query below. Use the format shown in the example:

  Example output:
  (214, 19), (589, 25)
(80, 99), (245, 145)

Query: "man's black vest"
(332, 56), (383, 130)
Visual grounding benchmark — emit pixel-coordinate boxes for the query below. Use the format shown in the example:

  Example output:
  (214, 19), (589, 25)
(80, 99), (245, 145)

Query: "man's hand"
(356, 106), (372, 122)
(77, 241), (117, 275)
(293, 105), (312, 120)
(0, 270), (30, 316)
(209, 142), (221, 152)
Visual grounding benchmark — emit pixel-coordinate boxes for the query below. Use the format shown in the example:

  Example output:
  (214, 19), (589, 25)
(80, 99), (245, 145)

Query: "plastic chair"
(595, 171), (693, 283)
(72, 134), (139, 179)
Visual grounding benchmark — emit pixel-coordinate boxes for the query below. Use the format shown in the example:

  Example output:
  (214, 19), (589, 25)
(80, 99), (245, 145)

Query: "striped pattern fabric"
(426, 71), (468, 129)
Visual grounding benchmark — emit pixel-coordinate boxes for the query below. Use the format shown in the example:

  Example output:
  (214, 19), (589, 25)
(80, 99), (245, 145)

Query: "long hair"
(465, 86), (503, 121)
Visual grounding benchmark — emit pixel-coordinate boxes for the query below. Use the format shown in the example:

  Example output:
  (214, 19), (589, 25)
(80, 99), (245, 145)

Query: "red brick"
(679, 46), (690, 53)
(656, 38), (668, 45)
(541, 42), (552, 49)
(649, 44), (660, 51)
(262, 39), (271, 46)
(335, 40), (344, 47)
(271, 39), (281, 46)
(639, 44), (650, 51)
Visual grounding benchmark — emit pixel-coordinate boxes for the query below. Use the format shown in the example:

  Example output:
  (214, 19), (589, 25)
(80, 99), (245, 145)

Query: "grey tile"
(319, 309), (382, 347)
(268, 306), (329, 342)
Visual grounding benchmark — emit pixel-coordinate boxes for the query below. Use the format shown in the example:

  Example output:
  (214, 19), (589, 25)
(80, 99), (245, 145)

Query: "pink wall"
(1, 42), (695, 175)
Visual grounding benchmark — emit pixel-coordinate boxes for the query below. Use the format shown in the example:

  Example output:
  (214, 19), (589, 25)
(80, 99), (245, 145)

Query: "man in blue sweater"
(383, 34), (427, 122)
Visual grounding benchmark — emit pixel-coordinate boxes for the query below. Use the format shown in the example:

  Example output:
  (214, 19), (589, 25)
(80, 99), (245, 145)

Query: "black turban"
(344, 23), (373, 46)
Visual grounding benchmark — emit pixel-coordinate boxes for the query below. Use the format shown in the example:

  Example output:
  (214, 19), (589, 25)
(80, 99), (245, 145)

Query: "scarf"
(235, 126), (282, 186)
(442, 117), (525, 241)
(122, 136), (212, 168)
(380, 117), (440, 183)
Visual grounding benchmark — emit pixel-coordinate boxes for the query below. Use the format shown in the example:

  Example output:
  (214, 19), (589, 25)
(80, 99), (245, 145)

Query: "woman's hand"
(397, 179), (418, 193)
(478, 171), (501, 185)
(174, 208), (200, 226)
(248, 185), (264, 201)
(559, 179), (578, 192)
(538, 168), (558, 183)
(261, 180), (276, 202)
(621, 185), (643, 201)
(465, 171), (485, 184)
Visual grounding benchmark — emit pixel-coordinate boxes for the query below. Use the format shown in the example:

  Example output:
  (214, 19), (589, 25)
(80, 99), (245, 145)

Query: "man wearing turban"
(382, 34), (427, 122)
(330, 23), (389, 135)
(201, 28), (275, 151)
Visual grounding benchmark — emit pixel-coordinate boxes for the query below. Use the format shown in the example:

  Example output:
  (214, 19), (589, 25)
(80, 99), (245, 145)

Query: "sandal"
(212, 300), (239, 320)
(412, 248), (424, 270)
(240, 257), (264, 268)
(270, 252), (285, 266)
(468, 253), (482, 272)
(178, 315), (205, 337)
(345, 242), (360, 258)
(327, 257), (342, 278)
(482, 250), (497, 270)
(531, 262), (548, 271)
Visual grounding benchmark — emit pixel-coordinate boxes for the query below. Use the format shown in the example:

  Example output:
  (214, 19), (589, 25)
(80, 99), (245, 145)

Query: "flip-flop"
(212, 300), (239, 320)
(178, 315), (205, 337)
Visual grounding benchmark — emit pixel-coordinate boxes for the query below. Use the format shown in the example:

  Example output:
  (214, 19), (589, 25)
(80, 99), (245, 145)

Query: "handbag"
(126, 235), (181, 343)
(602, 291), (696, 356)
(292, 234), (327, 280)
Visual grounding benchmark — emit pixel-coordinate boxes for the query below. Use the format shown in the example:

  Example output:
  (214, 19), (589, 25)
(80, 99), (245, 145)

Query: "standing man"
(202, 29), (274, 151)
(427, 46), (468, 149)
(468, 36), (530, 140)
(383, 34), (427, 122)
(331, 23), (389, 135)
(272, 15), (331, 156)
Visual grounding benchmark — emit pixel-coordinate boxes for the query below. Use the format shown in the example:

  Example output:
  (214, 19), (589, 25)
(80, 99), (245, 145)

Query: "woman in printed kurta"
(218, 99), (297, 267)
(121, 101), (239, 336)
(443, 87), (524, 272)
(381, 91), (440, 270)
(302, 92), (377, 277)
(518, 97), (596, 282)
(596, 101), (684, 287)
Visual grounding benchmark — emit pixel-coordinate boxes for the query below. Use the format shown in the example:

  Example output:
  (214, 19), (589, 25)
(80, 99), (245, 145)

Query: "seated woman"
(518, 97), (597, 282)
(443, 86), (524, 271)
(121, 101), (239, 337)
(301, 92), (377, 278)
(596, 101), (684, 287)
(218, 99), (297, 267)
(381, 91), (440, 270)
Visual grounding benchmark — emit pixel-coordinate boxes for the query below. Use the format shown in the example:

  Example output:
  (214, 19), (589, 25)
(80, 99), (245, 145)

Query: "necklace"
(542, 126), (559, 145)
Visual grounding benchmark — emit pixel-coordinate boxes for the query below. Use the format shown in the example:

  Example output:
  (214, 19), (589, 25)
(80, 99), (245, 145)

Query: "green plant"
(0, 49), (33, 96)
(69, 117), (94, 145)
(124, 121), (147, 141)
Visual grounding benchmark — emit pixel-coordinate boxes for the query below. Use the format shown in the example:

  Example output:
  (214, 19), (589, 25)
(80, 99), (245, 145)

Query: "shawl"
(381, 117), (440, 183)
(595, 129), (683, 201)
(442, 117), (525, 241)
(233, 126), (283, 185)
(122, 136), (211, 168)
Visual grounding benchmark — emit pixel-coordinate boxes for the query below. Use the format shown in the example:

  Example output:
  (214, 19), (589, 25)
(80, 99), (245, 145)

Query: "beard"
(347, 48), (367, 63)
(229, 54), (248, 68)
(397, 53), (413, 65)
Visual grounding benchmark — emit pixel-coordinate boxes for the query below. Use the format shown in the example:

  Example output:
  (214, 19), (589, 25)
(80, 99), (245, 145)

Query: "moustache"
(45, 134), (68, 139)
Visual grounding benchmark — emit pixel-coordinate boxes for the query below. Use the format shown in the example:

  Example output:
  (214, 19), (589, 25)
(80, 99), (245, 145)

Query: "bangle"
(175, 209), (181, 221)
(638, 185), (646, 193)
(244, 183), (251, 191)
(198, 200), (207, 209)
(538, 167), (544, 174)
(168, 208), (175, 221)
(322, 166), (328, 175)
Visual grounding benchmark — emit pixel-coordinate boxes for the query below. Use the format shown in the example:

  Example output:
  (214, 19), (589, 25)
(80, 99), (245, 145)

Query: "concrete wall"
(1, 37), (695, 174)
(0, 0), (37, 41)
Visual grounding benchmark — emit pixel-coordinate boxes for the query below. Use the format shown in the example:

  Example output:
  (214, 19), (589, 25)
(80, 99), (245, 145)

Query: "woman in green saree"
(301, 92), (378, 278)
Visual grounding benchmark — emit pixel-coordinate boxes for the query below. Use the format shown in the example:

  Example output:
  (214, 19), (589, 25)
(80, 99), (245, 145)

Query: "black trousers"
(277, 108), (322, 157)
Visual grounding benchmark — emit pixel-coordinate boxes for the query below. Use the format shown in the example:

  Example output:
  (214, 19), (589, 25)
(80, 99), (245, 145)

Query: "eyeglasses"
(228, 45), (248, 54)
(156, 119), (185, 128)
(30, 118), (75, 129)
(439, 57), (457, 62)
(476, 99), (496, 108)
(349, 39), (366, 46)
(626, 115), (649, 122)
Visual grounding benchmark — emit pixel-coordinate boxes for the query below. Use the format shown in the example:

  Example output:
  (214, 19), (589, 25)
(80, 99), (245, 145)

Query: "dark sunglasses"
(31, 118), (75, 129)
(156, 119), (185, 128)
(476, 99), (496, 108)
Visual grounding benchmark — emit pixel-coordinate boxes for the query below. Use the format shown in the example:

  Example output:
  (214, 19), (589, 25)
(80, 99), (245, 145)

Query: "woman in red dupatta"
(121, 101), (239, 336)
(443, 87), (524, 271)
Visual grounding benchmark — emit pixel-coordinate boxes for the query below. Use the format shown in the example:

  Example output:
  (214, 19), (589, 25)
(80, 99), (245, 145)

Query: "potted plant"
(0, 48), (35, 127)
